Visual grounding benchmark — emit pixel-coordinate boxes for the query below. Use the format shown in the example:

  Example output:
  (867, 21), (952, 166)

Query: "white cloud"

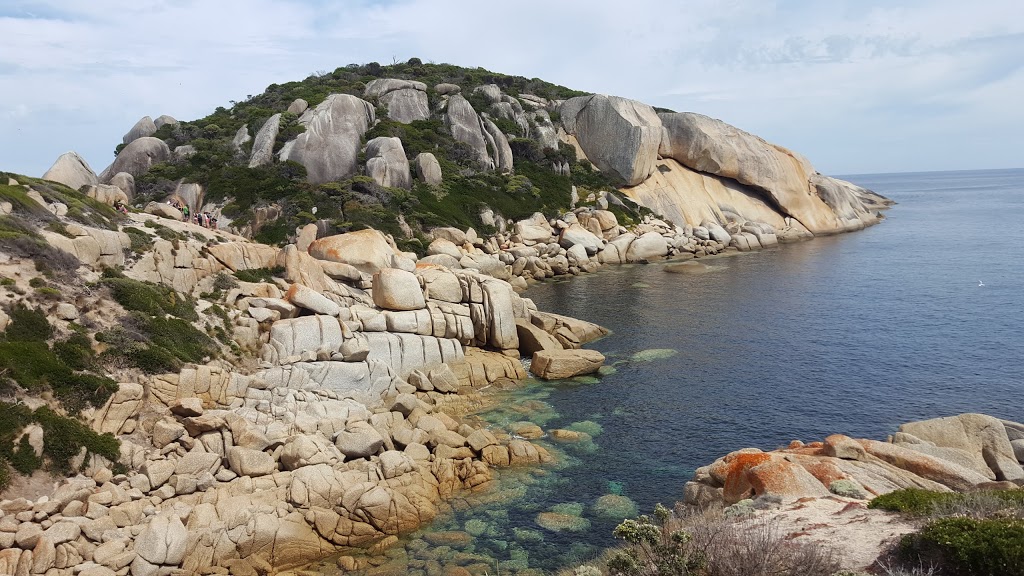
(1, 0), (1021, 177)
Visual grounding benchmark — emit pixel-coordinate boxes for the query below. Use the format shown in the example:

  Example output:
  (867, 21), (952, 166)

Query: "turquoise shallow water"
(315, 168), (1024, 574)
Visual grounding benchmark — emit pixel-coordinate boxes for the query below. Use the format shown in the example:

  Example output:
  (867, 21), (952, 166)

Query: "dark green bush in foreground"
(873, 488), (1024, 575)
(901, 517), (1024, 576)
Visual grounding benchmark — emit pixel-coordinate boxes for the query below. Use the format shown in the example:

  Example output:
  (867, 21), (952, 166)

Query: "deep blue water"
(526, 168), (1024, 517)
(517, 168), (1024, 571)
(316, 168), (1024, 574)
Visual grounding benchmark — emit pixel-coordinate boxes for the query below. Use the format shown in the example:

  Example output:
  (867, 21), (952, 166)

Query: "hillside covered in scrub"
(41, 59), (890, 255)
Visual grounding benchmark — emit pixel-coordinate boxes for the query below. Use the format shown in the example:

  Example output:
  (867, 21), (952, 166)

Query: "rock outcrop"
(99, 137), (171, 182)
(656, 112), (883, 235)
(414, 153), (442, 185)
(41, 152), (98, 191)
(280, 94), (375, 184)
(366, 79), (430, 124)
(560, 95), (662, 186)
(248, 113), (281, 168)
(444, 94), (492, 169)
(365, 137), (412, 189)
(122, 115), (157, 145)
(684, 413), (1024, 508)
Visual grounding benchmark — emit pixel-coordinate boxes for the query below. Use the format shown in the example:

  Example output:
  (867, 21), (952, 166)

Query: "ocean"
(317, 168), (1024, 574)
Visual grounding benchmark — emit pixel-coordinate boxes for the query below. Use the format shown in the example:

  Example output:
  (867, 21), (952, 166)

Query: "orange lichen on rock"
(711, 450), (773, 503)
(793, 457), (848, 487)
(746, 457), (831, 503)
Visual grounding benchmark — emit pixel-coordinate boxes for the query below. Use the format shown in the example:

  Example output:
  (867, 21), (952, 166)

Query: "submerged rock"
(592, 494), (638, 521)
(631, 348), (678, 362)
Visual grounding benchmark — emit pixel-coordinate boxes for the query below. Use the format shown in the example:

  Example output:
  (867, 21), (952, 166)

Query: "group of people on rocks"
(166, 199), (218, 229)
(193, 211), (218, 229)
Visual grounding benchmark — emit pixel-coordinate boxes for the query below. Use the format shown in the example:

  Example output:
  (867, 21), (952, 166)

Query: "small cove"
(312, 168), (1024, 574)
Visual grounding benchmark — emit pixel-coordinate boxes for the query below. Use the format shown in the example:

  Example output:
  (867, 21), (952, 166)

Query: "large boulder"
(364, 79), (430, 124)
(372, 268), (425, 311)
(109, 172), (136, 198)
(516, 319), (562, 355)
(444, 94), (492, 169)
(100, 137), (170, 182)
(154, 114), (178, 129)
(558, 223), (603, 255)
(83, 184), (128, 207)
(482, 117), (513, 173)
(134, 511), (187, 565)
(364, 78), (427, 99)
(559, 95), (662, 186)
(658, 112), (843, 235)
(365, 137), (412, 189)
(226, 446), (277, 477)
(414, 152), (442, 185)
(898, 414), (1024, 482)
(308, 229), (397, 275)
(42, 152), (98, 190)
(122, 115), (157, 145)
(280, 94), (375, 184)
(530, 349), (605, 380)
(625, 231), (668, 261)
(248, 113), (281, 168)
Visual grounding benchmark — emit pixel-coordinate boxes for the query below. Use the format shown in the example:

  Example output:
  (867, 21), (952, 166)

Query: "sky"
(1, 0), (1022, 178)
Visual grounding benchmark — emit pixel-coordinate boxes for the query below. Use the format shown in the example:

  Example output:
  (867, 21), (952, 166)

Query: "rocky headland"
(1, 61), (899, 575)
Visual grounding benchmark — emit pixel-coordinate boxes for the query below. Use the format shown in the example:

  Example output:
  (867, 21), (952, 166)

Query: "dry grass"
(579, 504), (840, 576)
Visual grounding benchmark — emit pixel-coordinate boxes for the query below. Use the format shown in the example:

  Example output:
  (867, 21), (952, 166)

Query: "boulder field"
(0, 186), (619, 575)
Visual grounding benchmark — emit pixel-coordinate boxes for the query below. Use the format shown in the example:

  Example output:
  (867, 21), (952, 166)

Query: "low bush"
(0, 458), (10, 491)
(123, 227), (154, 253)
(53, 332), (95, 371)
(901, 517), (1024, 576)
(606, 504), (839, 576)
(103, 277), (198, 321)
(0, 401), (119, 479)
(870, 488), (1024, 518)
(5, 303), (52, 342)
(234, 266), (284, 283)
(32, 406), (120, 474)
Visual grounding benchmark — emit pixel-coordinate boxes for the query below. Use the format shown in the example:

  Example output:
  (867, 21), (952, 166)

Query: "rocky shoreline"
(2, 69), (901, 574)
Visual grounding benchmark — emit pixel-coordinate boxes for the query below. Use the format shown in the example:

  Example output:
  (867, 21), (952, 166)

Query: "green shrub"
(10, 435), (42, 474)
(32, 406), (120, 474)
(103, 277), (198, 320)
(0, 458), (10, 491)
(53, 332), (95, 371)
(0, 401), (119, 478)
(870, 488), (1024, 517)
(607, 504), (839, 576)
(4, 303), (52, 342)
(901, 517), (1024, 576)
(233, 266), (284, 283)
(123, 227), (154, 253)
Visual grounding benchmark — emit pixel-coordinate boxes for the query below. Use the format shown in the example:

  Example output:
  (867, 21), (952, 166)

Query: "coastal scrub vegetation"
(600, 504), (839, 576)
(0, 304), (121, 488)
(870, 488), (1024, 576)
(96, 271), (217, 374)
(0, 401), (121, 488)
(0, 304), (117, 414)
